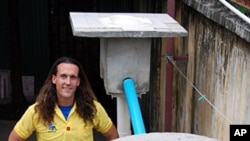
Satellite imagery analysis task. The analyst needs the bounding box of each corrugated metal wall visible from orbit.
[19,0,50,93]
[0,0,10,69]
[0,0,50,93]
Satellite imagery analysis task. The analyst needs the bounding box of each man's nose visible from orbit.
[65,77,71,84]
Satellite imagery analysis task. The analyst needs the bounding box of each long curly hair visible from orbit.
[35,57,97,125]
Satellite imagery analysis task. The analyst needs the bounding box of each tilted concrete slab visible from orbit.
[69,12,187,38]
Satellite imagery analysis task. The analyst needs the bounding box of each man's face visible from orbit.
[52,63,80,100]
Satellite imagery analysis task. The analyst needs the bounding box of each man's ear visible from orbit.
[77,79,80,86]
[52,75,56,84]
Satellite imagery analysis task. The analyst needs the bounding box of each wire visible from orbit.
[166,55,232,124]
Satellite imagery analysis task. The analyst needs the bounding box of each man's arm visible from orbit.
[8,129,25,141]
[102,124,119,141]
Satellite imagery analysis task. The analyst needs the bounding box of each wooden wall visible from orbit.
[173,1,250,141]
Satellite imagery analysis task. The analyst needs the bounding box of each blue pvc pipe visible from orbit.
[123,78,146,134]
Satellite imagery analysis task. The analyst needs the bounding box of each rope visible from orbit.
[165,55,232,124]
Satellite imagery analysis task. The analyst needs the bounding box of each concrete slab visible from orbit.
[113,132,218,141]
[69,12,188,38]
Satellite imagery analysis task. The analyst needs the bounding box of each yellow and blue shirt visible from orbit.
[14,101,113,141]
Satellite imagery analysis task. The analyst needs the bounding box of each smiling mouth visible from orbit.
[63,87,72,92]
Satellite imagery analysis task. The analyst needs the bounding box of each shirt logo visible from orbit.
[48,121,57,132]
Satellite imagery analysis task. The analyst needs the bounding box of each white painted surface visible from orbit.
[113,132,218,141]
[116,96,131,137]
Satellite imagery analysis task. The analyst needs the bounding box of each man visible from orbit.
[8,57,119,141]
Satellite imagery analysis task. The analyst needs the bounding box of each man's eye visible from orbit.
[71,76,78,80]
[60,75,67,79]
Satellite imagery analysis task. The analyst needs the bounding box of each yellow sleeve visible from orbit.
[14,104,36,139]
[93,101,113,133]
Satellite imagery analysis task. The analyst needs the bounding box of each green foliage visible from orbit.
[228,0,250,14]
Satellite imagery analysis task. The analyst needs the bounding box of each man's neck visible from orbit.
[57,97,74,106]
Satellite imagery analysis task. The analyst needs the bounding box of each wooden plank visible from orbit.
[183,13,196,133]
